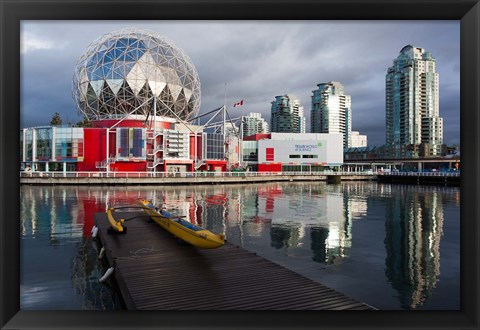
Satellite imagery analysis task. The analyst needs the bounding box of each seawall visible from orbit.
[20,173,377,185]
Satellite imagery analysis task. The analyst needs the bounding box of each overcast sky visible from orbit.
[21,21,460,146]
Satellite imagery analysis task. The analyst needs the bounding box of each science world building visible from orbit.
[21,28,229,174]
[20,28,343,175]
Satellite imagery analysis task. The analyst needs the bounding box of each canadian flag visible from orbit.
[233,100,244,107]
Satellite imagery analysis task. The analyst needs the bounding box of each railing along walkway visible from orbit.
[20,170,377,178]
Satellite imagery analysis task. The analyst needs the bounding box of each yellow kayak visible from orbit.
[106,208,126,233]
[140,199,225,249]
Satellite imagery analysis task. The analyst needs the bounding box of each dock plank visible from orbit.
[95,211,375,310]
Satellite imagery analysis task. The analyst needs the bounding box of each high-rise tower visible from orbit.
[242,112,269,137]
[311,81,352,148]
[270,94,306,133]
[386,45,443,156]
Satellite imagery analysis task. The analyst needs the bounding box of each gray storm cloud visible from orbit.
[21,20,460,146]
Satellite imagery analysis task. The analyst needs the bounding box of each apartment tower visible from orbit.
[242,112,270,137]
[270,94,306,133]
[311,81,352,148]
[386,45,443,156]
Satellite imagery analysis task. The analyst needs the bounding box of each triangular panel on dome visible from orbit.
[90,66,104,81]
[164,47,174,59]
[137,39,147,51]
[174,90,187,114]
[129,39,139,50]
[136,48,146,61]
[125,51,137,62]
[107,39,116,48]
[152,46,165,57]
[183,88,192,102]
[138,83,154,116]
[106,79,124,95]
[86,84,97,101]
[137,53,155,80]
[102,61,113,78]
[90,80,104,97]
[161,67,180,85]
[143,38,156,49]
[116,38,129,48]
[168,84,182,101]
[79,67,89,84]
[116,81,136,114]
[148,81,166,97]
[104,49,116,63]
[127,80,145,96]
[127,61,147,81]
[157,85,175,117]
[87,98,99,115]
[79,82,89,100]
[78,81,89,101]
[100,80,115,99]
[183,73,194,86]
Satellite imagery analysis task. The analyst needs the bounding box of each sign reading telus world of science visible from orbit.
[257,133,343,165]
[294,142,323,152]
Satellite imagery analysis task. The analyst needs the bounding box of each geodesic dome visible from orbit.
[72,28,201,121]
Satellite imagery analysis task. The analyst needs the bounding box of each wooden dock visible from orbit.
[94,211,375,310]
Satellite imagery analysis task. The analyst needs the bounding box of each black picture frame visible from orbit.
[1,0,478,329]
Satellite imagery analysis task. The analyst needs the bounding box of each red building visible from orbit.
[20,116,229,173]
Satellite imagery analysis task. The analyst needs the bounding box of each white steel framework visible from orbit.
[72,28,201,122]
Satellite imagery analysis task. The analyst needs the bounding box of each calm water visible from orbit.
[20,182,460,310]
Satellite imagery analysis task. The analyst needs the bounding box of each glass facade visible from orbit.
[242,113,269,137]
[55,128,84,162]
[116,128,146,160]
[24,129,33,161]
[204,133,224,160]
[36,128,52,161]
[311,81,352,148]
[270,94,306,133]
[385,45,443,156]
[242,141,258,162]
[73,28,201,122]
[20,127,84,165]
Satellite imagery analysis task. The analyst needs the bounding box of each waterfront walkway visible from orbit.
[378,171,460,186]
[94,211,375,310]
[20,171,376,185]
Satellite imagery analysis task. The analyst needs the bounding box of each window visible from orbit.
[55,128,84,162]
[116,128,146,160]
[205,133,224,160]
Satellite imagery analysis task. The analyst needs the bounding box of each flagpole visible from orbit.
[240,104,243,169]
[224,83,227,164]
[224,82,226,138]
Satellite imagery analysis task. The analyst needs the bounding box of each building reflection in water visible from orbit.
[239,183,366,265]
[20,183,456,310]
[21,186,124,309]
[384,185,443,309]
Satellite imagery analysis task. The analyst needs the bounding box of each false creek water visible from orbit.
[20,182,460,310]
